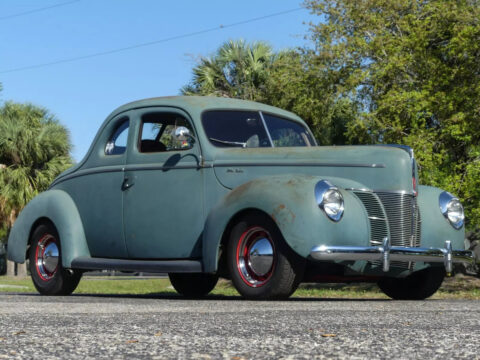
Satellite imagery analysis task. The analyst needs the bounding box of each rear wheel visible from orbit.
[168,273,218,298]
[377,267,445,300]
[29,223,82,295]
[227,212,304,300]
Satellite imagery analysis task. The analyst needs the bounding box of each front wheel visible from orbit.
[29,223,82,295]
[227,213,304,300]
[377,267,445,300]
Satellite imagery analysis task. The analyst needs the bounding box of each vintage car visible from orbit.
[7,96,479,299]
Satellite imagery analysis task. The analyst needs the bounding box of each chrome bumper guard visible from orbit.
[310,238,478,274]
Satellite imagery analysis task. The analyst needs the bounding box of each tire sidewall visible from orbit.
[29,224,67,295]
[168,273,219,298]
[378,267,445,300]
[227,213,303,299]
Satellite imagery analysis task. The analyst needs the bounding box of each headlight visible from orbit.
[439,191,464,229]
[315,180,344,222]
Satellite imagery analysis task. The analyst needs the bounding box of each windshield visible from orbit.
[202,110,315,148]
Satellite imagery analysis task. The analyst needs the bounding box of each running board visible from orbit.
[70,257,203,273]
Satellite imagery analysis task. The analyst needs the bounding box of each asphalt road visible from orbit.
[0,294,479,359]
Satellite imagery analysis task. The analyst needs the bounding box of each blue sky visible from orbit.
[0,0,315,161]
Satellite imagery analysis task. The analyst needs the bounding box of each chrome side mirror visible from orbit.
[174,126,191,140]
[173,126,195,146]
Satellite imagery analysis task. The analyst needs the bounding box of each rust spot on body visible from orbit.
[271,204,295,227]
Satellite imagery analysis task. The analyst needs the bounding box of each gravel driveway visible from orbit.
[0,293,479,359]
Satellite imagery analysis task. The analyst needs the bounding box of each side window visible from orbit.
[139,112,194,153]
[105,118,129,155]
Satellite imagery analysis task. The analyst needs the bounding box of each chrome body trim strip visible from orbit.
[50,162,209,187]
[310,238,477,274]
[346,188,415,195]
[213,162,386,168]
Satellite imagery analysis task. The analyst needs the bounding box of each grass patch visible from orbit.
[0,274,479,299]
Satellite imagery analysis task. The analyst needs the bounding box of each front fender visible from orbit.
[7,190,90,267]
[417,185,465,249]
[203,175,370,272]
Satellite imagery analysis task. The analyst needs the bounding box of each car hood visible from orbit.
[212,145,415,192]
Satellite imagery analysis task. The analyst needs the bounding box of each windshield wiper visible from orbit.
[209,138,246,147]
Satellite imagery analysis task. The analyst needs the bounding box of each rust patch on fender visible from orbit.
[271,204,295,227]
[224,181,256,206]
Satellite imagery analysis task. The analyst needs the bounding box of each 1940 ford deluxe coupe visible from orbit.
[7,96,479,299]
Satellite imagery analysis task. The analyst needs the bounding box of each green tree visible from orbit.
[182,39,277,100]
[183,39,359,145]
[305,0,480,229]
[0,102,73,276]
[261,49,359,145]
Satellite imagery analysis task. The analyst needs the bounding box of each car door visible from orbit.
[123,108,204,259]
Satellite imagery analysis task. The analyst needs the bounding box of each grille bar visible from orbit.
[353,190,421,270]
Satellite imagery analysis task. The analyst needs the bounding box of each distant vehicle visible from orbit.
[7,96,479,299]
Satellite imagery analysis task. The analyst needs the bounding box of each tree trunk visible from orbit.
[6,210,24,277]
[16,262,27,277]
[6,260,15,276]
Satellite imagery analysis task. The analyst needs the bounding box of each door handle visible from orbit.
[121,178,134,191]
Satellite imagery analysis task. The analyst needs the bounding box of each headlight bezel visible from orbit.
[439,191,464,230]
[315,180,344,222]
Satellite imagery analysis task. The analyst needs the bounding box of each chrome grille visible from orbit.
[353,191,388,246]
[353,191,422,269]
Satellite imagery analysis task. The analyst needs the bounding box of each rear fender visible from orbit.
[7,190,90,267]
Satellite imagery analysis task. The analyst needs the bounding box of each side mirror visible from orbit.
[174,126,191,140]
[173,126,196,147]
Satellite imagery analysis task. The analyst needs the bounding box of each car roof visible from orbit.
[106,96,305,125]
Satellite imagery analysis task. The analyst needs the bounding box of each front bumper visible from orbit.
[310,238,478,275]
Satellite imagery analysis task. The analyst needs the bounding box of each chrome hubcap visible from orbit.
[248,238,274,276]
[236,227,275,287]
[36,235,59,281]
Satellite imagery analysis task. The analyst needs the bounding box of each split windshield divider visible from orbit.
[259,111,275,148]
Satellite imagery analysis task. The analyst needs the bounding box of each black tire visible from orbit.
[29,223,82,296]
[227,212,305,300]
[377,267,445,300]
[168,273,218,298]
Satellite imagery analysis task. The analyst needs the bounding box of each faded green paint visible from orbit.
[203,175,370,272]
[7,190,90,267]
[417,185,465,249]
[123,107,204,259]
[6,96,467,276]
[212,146,411,191]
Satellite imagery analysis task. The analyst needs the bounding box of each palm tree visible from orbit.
[0,102,73,276]
[182,39,279,101]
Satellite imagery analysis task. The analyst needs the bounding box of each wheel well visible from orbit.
[216,208,275,278]
[25,217,56,260]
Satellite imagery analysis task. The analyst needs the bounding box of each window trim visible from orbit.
[200,109,316,148]
[104,117,129,156]
[137,111,196,154]
[261,111,317,147]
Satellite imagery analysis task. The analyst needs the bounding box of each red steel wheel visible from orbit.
[29,223,82,296]
[34,234,59,281]
[227,212,304,300]
[236,227,275,288]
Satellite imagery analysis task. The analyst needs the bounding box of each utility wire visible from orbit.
[0,0,81,21]
[0,7,303,74]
